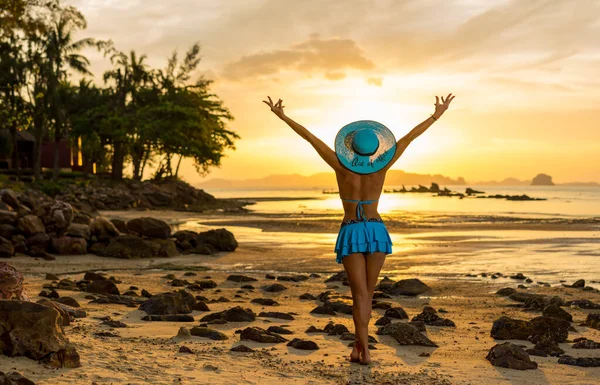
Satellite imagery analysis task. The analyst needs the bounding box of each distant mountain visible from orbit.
[198,170,466,189]
[198,171,598,190]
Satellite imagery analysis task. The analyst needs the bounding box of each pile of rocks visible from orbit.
[0,188,237,259]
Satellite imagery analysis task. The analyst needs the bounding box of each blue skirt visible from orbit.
[334,219,393,264]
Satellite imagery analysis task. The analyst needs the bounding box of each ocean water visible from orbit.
[206,185,600,219]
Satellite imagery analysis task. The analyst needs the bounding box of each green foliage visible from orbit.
[0,1,238,182]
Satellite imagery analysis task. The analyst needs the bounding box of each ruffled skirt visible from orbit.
[334,219,393,264]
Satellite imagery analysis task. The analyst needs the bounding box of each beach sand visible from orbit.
[1,209,599,385]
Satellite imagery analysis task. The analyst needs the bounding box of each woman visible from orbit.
[262,93,455,365]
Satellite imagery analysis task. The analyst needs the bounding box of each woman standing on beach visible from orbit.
[263,94,455,365]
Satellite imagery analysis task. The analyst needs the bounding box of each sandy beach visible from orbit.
[2,209,600,385]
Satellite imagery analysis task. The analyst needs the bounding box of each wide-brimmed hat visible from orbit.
[334,120,396,174]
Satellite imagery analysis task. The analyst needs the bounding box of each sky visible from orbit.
[65,0,600,185]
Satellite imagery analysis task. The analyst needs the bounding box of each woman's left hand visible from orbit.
[262,96,286,119]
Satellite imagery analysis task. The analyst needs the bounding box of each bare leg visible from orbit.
[342,252,370,363]
[361,251,387,363]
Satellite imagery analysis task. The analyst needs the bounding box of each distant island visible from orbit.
[198,171,599,189]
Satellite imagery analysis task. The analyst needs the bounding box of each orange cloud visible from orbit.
[221,35,375,81]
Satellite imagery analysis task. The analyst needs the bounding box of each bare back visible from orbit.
[335,167,387,221]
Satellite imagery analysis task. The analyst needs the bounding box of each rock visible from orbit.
[142,315,195,322]
[90,216,120,241]
[0,300,80,368]
[0,370,36,385]
[572,339,600,349]
[227,274,258,282]
[384,307,409,319]
[54,297,82,309]
[563,279,585,288]
[192,302,208,313]
[230,344,254,352]
[51,236,87,255]
[25,232,50,254]
[531,173,554,186]
[17,215,45,235]
[86,279,120,296]
[267,326,293,335]
[178,345,193,353]
[258,311,295,320]
[310,305,336,315]
[496,288,517,296]
[0,189,21,210]
[45,273,60,280]
[287,338,319,350]
[34,201,73,233]
[126,217,171,239]
[139,291,196,315]
[65,223,91,240]
[486,342,538,370]
[581,313,600,330]
[0,210,17,225]
[558,355,600,367]
[251,298,279,306]
[0,237,14,258]
[565,299,600,309]
[528,316,570,343]
[386,278,431,296]
[262,283,287,292]
[0,262,29,300]
[199,306,256,323]
[324,322,350,336]
[411,306,456,327]
[36,298,71,326]
[195,228,238,252]
[490,317,532,340]
[527,339,564,357]
[103,235,160,259]
[190,326,229,340]
[84,271,107,281]
[109,218,128,233]
[173,230,198,243]
[542,304,572,322]
[240,326,288,343]
[376,322,438,347]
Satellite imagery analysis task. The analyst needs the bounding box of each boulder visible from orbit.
[17,215,45,235]
[240,326,288,343]
[0,210,17,226]
[86,279,120,296]
[491,317,532,340]
[528,316,570,343]
[139,291,196,315]
[90,216,120,241]
[0,237,14,258]
[51,236,87,255]
[376,322,438,347]
[0,300,80,368]
[199,306,256,323]
[34,201,73,233]
[25,232,50,254]
[385,278,431,296]
[486,342,538,370]
[103,235,160,259]
[195,228,238,252]
[65,223,91,240]
[190,326,229,340]
[126,217,171,239]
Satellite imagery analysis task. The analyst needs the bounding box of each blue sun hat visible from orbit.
[334,120,397,174]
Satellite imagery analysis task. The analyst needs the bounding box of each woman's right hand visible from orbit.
[433,93,455,118]
[262,96,286,119]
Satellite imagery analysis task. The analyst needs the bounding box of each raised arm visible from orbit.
[383,93,455,171]
[262,96,344,172]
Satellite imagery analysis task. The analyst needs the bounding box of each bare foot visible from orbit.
[349,339,362,362]
[360,344,372,365]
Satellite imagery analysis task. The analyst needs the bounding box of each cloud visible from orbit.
[221,35,375,81]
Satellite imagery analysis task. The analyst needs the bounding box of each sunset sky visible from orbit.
[66,0,600,185]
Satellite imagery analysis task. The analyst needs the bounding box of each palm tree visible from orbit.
[45,5,96,179]
[103,49,153,180]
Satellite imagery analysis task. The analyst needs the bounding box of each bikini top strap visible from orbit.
[340,198,379,220]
